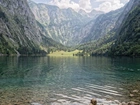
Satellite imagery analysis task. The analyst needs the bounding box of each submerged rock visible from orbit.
[129,94,134,97]
[117,101,139,105]
[121,102,128,105]
[128,102,139,105]
[31,103,42,105]
[90,99,97,105]
[89,99,139,105]
[132,90,139,93]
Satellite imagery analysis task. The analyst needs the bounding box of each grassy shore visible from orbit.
[48,50,82,56]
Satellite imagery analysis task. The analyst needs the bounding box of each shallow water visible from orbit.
[0,56,140,105]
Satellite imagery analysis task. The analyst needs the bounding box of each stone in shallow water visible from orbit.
[31,103,42,105]
[121,102,128,105]
[129,94,134,97]
[132,90,139,93]
[90,99,97,105]
[57,99,67,102]
[128,102,139,105]
[51,102,84,105]
[114,100,121,104]
[51,102,61,105]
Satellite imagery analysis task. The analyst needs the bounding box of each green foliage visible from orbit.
[77,3,140,57]
[110,4,140,56]
[110,42,140,56]
[76,33,115,56]
[0,34,16,55]
[18,46,47,56]
[0,3,66,56]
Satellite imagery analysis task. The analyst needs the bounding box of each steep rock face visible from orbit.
[73,20,95,44]
[114,0,140,30]
[82,0,139,44]
[0,0,42,54]
[78,9,103,20]
[89,9,104,19]
[74,10,103,43]
[81,8,124,43]
[110,0,140,56]
[0,0,62,55]
[28,0,103,46]
[78,0,140,56]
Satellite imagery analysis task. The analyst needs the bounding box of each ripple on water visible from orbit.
[50,83,123,105]
[0,57,140,104]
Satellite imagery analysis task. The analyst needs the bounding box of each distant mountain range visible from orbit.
[0,0,139,56]
[0,0,63,55]
[77,0,140,56]
[110,0,140,56]
[28,0,103,46]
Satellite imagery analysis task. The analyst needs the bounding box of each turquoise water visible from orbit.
[0,56,140,105]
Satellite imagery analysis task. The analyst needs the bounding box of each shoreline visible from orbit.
[89,99,139,105]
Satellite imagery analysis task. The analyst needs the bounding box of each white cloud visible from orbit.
[33,0,129,13]
[95,0,124,13]
[49,0,79,11]
[79,0,92,12]
[49,0,92,12]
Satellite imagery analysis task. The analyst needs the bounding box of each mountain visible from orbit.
[78,9,89,17]
[78,9,103,20]
[88,9,104,19]
[28,0,103,46]
[81,8,124,43]
[1,0,138,57]
[0,0,63,55]
[77,0,140,56]
[114,0,139,30]
[110,0,140,56]
[73,9,104,43]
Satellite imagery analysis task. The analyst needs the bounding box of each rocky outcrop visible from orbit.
[89,99,97,105]
[114,0,140,30]
[110,0,140,56]
[0,0,62,55]
[0,0,42,44]
[78,9,103,20]
[81,7,124,43]
[81,0,140,44]
[28,0,103,46]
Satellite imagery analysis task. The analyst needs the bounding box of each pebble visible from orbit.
[31,103,42,105]
[90,99,97,105]
[129,94,134,97]
[57,99,67,102]
[132,90,139,93]
[128,102,139,105]
[89,99,140,105]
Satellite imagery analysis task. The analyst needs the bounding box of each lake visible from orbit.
[0,56,140,105]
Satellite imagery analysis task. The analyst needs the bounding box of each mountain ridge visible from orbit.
[28,0,103,46]
[0,0,139,56]
[81,7,124,43]
[110,0,140,56]
[77,0,140,56]
[0,0,63,55]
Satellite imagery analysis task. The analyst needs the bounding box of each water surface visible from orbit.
[0,56,140,105]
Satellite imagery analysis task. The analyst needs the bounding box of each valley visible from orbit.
[0,0,140,57]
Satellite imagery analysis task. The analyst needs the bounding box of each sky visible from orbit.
[31,0,129,13]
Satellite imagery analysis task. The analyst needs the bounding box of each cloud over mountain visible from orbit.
[95,0,124,12]
[49,0,92,12]
[31,0,129,13]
